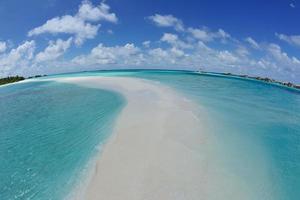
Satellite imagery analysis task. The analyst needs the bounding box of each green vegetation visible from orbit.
[234,74,300,89]
[0,74,48,86]
[27,75,47,79]
[198,71,300,90]
[0,76,25,86]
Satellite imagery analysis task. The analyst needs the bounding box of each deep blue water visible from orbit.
[0,81,125,199]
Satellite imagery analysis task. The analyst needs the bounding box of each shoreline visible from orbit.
[2,75,280,199]
[196,71,300,92]
[51,76,271,200]
[0,73,292,199]
[2,69,299,91]
[55,76,212,199]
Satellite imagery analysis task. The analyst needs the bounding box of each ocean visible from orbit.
[0,70,299,199]
[127,70,300,199]
[0,80,125,199]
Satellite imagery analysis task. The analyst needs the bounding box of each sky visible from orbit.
[0,0,300,83]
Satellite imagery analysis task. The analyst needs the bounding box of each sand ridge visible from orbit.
[55,76,210,200]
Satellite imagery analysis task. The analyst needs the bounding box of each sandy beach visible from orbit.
[53,76,211,200]
[13,76,277,200]
[39,75,274,200]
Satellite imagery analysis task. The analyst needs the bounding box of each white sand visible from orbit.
[50,76,263,200]
[55,76,213,200]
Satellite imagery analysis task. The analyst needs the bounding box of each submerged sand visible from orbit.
[47,76,266,200]
[55,76,210,200]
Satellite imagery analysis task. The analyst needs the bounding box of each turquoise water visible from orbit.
[125,70,300,199]
[1,70,300,199]
[0,81,125,199]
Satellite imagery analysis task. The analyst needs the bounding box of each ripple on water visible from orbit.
[0,80,125,200]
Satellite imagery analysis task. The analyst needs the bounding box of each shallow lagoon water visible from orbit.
[0,81,125,199]
[127,70,300,200]
[0,70,300,199]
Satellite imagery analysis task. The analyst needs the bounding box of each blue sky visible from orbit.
[0,0,299,83]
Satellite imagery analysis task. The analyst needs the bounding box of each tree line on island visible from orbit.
[221,72,300,90]
[197,71,300,90]
[0,75,47,86]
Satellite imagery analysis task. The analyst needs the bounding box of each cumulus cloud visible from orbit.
[161,33,178,43]
[267,43,300,67]
[189,41,244,69]
[236,46,250,57]
[148,48,168,59]
[148,47,185,61]
[72,43,142,66]
[0,41,35,64]
[275,33,300,47]
[148,14,184,31]
[245,37,260,49]
[28,1,117,45]
[160,33,191,49]
[77,1,117,23]
[218,50,239,64]
[188,27,231,42]
[0,41,7,53]
[69,28,300,83]
[142,40,151,48]
[28,15,99,45]
[248,43,300,80]
[2,10,300,83]
[0,41,35,76]
[145,46,188,67]
[35,38,73,63]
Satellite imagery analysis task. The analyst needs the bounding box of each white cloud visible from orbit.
[149,47,185,58]
[72,43,142,66]
[267,43,300,67]
[1,41,35,64]
[148,14,184,31]
[142,40,151,48]
[78,1,117,23]
[162,40,246,70]
[245,43,300,80]
[170,47,185,57]
[0,41,35,76]
[188,28,211,41]
[148,48,169,58]
[28,15,99,46]
[218,50,239,63]
[147,47,186,65]
[160,33,191,49]
[161,33,178,43]
[148,14,231,43]
[290,3,296,8]
[1,9,300,83]
[28,1,117,45]
[68,31,300,83]
[35,38,73,63]
[245,37,260,49]
[188,27,231,42]
[275,33,300,47]
[218,29,231,39]
[236,46,250,57]
[0,41,7,53]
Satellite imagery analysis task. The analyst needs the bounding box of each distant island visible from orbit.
[0,75,47,86]
[0,76,25,86]
[27,75,47,79]
[198,71,300,90]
